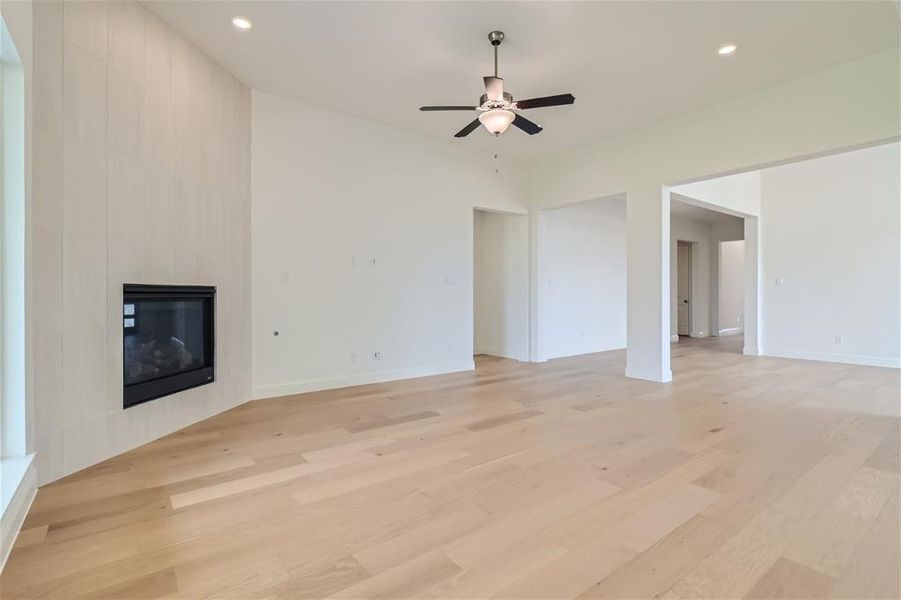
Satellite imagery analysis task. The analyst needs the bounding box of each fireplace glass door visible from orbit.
[123,285,215,407]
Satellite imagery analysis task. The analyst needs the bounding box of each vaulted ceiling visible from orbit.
[148,1,900,162]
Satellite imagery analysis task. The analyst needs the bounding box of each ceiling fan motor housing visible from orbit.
[480,92,514,109]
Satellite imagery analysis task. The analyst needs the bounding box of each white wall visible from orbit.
[711,219,746,336]
[251,91,526,399]
[31,1,252,484]
[474,210,528,361]
[761,142,900,367]
[718,240,745,334]
[525,49,899,382]
[538,198,627,360]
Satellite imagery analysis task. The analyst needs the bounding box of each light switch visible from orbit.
[774,276,784,286]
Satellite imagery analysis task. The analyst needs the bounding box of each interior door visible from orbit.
[677,242,691,336]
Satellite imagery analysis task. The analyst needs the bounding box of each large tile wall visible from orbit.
[32,0,251,484]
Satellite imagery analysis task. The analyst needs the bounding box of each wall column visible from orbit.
[743,216,761,355]
[710,241,721,336]
[625,183,672,382]
[528,210,545,362]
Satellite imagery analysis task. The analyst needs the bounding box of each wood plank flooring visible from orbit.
[3,336,899,599]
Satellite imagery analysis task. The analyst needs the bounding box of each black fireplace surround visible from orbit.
[123,284,215,408]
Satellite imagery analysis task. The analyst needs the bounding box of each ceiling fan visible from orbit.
[420,31,575,138]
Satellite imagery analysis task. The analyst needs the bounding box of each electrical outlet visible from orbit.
[774,276,784,286]
[834,335,844,346]
[351,352,357,363]
[372,351,382,360]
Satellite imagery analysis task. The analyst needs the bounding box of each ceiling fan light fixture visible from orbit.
[479,109,515,135]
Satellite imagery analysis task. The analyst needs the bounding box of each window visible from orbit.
[1,14,27,465]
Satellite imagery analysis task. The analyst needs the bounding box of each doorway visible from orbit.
[669,192,750,356]
[473,209,528,361]
[676,241,692,336]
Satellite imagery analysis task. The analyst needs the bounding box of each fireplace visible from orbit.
[123,284,215,408]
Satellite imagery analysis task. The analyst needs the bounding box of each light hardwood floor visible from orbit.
[3,337,899,599]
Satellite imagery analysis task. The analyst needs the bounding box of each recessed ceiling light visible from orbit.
[718,43,737,56]
[232,16,252,31]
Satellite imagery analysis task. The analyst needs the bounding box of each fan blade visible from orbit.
[515,93,575,110]
[454,118,482,138]
[420,106,477,111]
[483,76,504,102]
[512,113,542,135]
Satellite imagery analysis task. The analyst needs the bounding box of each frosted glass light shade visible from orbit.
[479,109,515,135]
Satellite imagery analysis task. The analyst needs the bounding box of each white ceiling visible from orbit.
[671,196,744,225]
[147,1,899,162]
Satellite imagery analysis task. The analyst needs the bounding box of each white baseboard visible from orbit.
[624,365,673,383]
[670,334,679,343]
[719,327,744,336]
[543,345,627,361]
[1,455,36,573]
[743,346,760,356]
[762,348,900,369]
[475,347,527,362]
[252,360,476,400]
